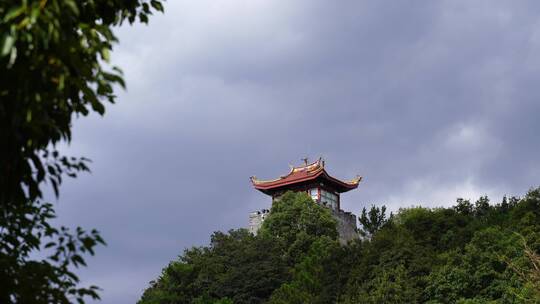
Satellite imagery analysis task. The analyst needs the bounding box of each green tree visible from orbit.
[342,191,540,304]
[138,262,199,304]
[139,192,341,304]
[454,198,474,216]
[139,229,288,304]
[358,204,388,238]
[0,0,163,302]
[343,264,419,304]
[425,228,526,303]
[259,191,338,264]
[504,235,540,302]
[474,196,491,218]
[140,188,540,304]
[0,200,105,303]
[268,237,342,304]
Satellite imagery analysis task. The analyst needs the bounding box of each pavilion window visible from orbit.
[309,188,319,201]
[320,189,338,210]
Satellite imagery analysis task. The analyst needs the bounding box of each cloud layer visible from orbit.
[51,1,540,303]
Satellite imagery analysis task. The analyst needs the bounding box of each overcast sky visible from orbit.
[50,1,540,303]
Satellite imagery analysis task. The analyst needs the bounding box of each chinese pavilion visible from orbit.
[249,158,362,243]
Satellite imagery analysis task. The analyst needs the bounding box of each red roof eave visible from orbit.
[252,169,359,192]
[320,171,360,190]
[253,169,324,190]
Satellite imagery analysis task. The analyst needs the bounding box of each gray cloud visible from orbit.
[47,1,540,303]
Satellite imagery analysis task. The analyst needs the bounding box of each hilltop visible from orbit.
[138,189,540,304]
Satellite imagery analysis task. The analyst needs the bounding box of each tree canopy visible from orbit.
[0,1,163,303]
[139,189,540,304]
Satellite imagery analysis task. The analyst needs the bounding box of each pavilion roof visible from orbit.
[250,158,361,195]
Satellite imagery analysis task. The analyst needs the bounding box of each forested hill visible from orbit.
[138,189,540,304]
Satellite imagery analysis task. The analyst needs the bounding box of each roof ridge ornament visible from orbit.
[349,175,363,184]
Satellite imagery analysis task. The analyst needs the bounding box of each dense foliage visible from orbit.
[139,189,540,304]
[0,1,163,302]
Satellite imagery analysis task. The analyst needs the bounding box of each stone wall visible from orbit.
[248,209,269,235]
[248,207,358,243]
[331,209,358,244]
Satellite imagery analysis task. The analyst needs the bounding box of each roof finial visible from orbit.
[301,157,309,166]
